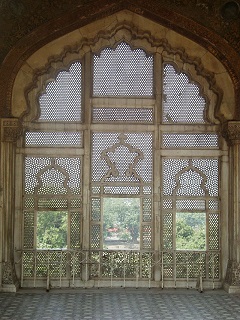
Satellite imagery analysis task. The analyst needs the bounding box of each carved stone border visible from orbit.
[0,0,239,119]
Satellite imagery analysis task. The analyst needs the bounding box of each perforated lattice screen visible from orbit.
[162,133,218,148]
[92,108,153,123]
[24,157,81,195]
[162,158,219,196]
[92,132,152,183]
[162,64,206,123]
[39,62,82,121]
[25,132,82,146]
[93,42,153,96]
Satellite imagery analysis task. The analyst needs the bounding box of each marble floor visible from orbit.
[0,288,240,319]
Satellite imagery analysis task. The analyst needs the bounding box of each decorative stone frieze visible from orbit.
[1,118,22,142]
[222,121,240,145]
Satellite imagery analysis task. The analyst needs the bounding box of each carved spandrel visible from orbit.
[1,119,22,142]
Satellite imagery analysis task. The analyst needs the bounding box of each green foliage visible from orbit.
[37,211,68,249]
[103,198,140,244]
[176,212,206,250]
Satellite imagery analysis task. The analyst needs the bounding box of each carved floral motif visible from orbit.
[1,118,22,142]
[222,121,240,144]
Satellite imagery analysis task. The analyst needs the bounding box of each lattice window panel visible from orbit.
[142,225,152,249]
[102,251,125,278]
[209,213,220,250]
[23,252,35,277]
[142,198,152,222]
[91,198,101,221]
[35,251,48,277]
[162,158,219,196]
[163,252,174,278]
[92,132,152,183]
[70,212,82,249]
[162,64,206,123]
[25,157,51,194]
[162,199,173,209]
[176,199,205,211]
[125,252,140,278]
[162,159,188,196]
[93,42,153,96]
[176,252,189,278]
[24,157,81,195]
[187,253,206,278]
[91,225,101,249]
[70,251,83,278]
[34,251,67,278]
[39,62,82,121]
[209,199,219,210]
[48,251,67,278]
[92,186,101,194]
[25,131,82,146]
[23,212,34,248]
[38,198,68,209]
[70,199,82,209]
[143,186,152,195]
[162,213,173,250]
[92,108,153,123]
[103,185,140,195]
[89,251,100,278]
[24,198,35,209]
[162,133,219,148]
[192,159,219,196]
[208,253,220,279]
[141,252,154,279]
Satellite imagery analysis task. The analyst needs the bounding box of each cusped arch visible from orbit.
[20,20,226,123]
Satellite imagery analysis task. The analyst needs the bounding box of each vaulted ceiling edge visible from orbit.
[0,0,240,118]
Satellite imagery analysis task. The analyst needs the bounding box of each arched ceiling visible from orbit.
[0,0,240,118]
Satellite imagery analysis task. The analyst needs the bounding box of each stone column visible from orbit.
[223,121,240,293]
[0,118,21,292]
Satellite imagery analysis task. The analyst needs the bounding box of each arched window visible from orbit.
[21,41,221,288]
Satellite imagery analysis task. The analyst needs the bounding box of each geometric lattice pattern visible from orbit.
[162,213,173,250]
[93,42,153,97]
[91,225,101,249]
[70,212,82,249]
[91,198,101,221]
[92,132,152,183]
[24,157,81,195]
[176,199,205,211]
[162,133,219,148]
[25,131,82,146]
[162,158,219,197]
[142,225,152,249]
[163,64,206,123]
[142,198,152,222]
[208,213,219,250]
[23,212,34,248]
[39,62,82,122]
[92,108,153,123]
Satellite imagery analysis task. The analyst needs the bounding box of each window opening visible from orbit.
[176,212,206,250]
[37,211,68,249]
[21,40,221,287]
[103,198,140,250]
